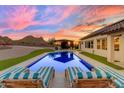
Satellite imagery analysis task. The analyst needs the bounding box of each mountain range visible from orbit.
[0,35,50,47]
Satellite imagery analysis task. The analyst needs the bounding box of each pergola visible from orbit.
[54,39,74,49]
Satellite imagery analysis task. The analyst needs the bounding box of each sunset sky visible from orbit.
[0,5,124,41]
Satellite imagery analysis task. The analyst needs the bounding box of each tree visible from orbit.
[48,38,55,45]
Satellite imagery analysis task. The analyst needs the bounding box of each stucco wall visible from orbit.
[80,35,107,57]
[81,32,124,63]
[119,32,124,62]
[109,32,124,63]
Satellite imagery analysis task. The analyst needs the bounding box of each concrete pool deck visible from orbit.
[0,50,124,88]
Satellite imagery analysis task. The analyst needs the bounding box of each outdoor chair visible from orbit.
[65,67,115,88]
[0,66,55,88]
[96,67,124,88]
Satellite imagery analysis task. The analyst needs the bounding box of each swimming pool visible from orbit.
[28,51,94,72]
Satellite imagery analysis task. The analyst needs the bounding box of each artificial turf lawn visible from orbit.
[0,49,54,71]
[80,51,124,70]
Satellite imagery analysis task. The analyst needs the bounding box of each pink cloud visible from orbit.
[0,28,6,33]
[40,6,79,25]
[70,25,101,32]
[1,5,124,41]
[83,6,124,24]
[0,27,10,34]
[1,6,79,31]
[52,25,102,40]
[3,6,38,30]
[54,29,81,40]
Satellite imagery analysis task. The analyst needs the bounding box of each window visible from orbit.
[97,38,107,50]
[102,38,107,50]
[90,41,94,48]
[97,39,100,49]
[114,36,120,51]
[88,41,90,48]
[85,40,94,48]
[85,41,89,48]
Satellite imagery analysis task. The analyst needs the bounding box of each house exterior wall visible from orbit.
[80,35,107,58]
[106,35,113,62]
[114,31,124,63]
[80,32,124,64]
[120,32,124,63]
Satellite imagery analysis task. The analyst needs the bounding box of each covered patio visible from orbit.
[54,39,74,49]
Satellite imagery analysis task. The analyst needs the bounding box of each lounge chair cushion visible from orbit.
[2,72,40,80]
[114,79,124,88]
[96,67,124,84]
[37,67,54,87]
[77,71,112,79]
[0,67,27,79]
[66,67,83,82]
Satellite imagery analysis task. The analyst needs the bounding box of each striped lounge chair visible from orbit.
[1,72,42,88]
[0,66,27,78]
[96,67,124,88]
[65,67,83,86]
[1,66,55,88]
[72,71,114,88]
[0,66,27,88]
[36,66,55,88]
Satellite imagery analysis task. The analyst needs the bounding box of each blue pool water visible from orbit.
[28,51,94,72]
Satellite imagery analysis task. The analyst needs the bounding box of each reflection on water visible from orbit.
[49,52,74,63]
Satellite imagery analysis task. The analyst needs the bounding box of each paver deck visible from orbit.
[51,72,70,88]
